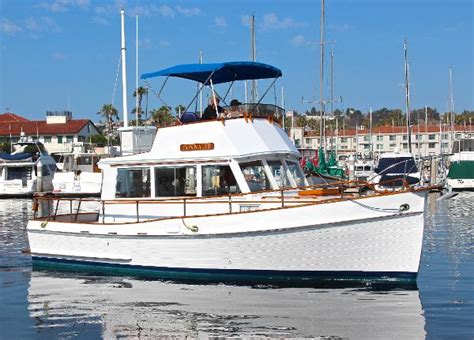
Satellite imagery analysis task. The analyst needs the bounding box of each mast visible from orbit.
[330,48,334,152]
[121,9,129,127]
[404,39,412,153]
[250,14,257,103]
[135,14,139,126]
[319,0,326,149]
[369,107,373,159]
[449,65,455,149]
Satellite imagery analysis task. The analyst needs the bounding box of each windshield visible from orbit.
[267,160,291,188]
[240,161,271,192]
[286,161,306,187]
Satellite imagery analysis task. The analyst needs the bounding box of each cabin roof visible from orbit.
[100,118,299,166]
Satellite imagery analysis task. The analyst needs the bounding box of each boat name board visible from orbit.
[180,143,215,152]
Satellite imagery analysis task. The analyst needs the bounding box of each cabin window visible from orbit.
[155,166,197,197]
[77,156,93,165]
[286,161,306,187]
[240,161,271,192]
[57,136,63,144]
[6,167,29,180]
[43,136,52,143]
[116,168,151,198]
[66,136,74,143]
[202,165,239,196]
[267,160,291,188]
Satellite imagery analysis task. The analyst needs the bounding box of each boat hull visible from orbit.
[27,192,426,283]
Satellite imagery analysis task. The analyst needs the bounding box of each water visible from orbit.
[0,194,473,339]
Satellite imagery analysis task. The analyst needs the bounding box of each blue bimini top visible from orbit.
[141,61,282,85]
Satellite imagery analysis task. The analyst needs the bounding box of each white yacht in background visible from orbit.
[447,138,474,190]
[0,134,57,197]
[27,61,432,284]
[52,144,114,196]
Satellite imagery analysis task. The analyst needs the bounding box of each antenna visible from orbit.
[250,14,257,103]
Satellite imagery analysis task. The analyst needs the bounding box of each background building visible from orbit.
[290,124,474,157]
[0,111,99,153]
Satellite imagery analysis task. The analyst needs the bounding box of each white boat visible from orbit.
[349,156,375,182]
[0,135,57,197]
[26,61,431,284]
[52,144,110,196]
[447,138,474,190]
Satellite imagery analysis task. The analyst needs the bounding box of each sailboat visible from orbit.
[302,0,346,183]
[372,40,421,188]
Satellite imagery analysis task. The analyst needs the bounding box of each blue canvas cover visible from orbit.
[375,157,418,174]
[0,152,33,161]
[141,61,282,85]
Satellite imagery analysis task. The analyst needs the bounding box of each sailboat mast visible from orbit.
[449,65,455,147]
[135,15,139,126]
[319,0,325,149]
[121,9,129,128]
[404,39,412,153]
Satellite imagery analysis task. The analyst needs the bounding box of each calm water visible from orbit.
[0,194,473,339]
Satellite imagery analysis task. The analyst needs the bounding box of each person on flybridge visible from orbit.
[201,95,225,120]
[226,99,243,118]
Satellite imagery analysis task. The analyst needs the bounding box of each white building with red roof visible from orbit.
[291,124,474,157]
[0,111,100,153]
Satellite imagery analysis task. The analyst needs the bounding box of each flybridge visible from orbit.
[140,61,284,118]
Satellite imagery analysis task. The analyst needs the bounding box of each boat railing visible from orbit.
[32,179,425,224]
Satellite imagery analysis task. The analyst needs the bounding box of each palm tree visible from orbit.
[133,86,148,120]
[150,106,175,127]
[97,104,119,145]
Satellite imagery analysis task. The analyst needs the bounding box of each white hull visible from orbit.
[447,178,474,190]
[28,191,426,281]
[0,176,53,197]
[52,172,102,195]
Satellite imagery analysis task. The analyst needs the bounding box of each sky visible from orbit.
[0,0,472,123]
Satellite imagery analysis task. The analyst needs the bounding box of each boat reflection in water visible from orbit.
[28,271,426,338]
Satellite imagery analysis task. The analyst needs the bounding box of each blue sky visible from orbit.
[0,0,472,122]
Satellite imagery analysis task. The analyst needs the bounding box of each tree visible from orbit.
[307,118,319,131]
[295,115,307,128]
[133,86,148,120]
[174,104,186,116]
[0,142,11,153]
[90,134,108,147]
[97,104,119,145]
[150,105,175,127]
